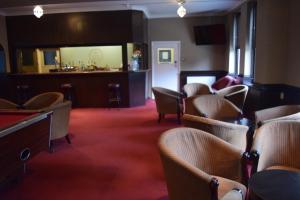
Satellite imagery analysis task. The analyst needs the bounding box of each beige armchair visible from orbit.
[185,95,242,120]
[43,101,72,143]
[216,85,248,110]
[254,105,300,127]
[159,127,246,200]
[0,98,19,109]
[183,83,212,97]
[23,92,64,110]
[183,114,248,151]
[250,120,300,174]
[152,87,183,123]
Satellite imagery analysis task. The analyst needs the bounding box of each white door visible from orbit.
[152,41,180,92]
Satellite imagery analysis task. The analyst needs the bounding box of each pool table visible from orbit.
[0,111,52,185]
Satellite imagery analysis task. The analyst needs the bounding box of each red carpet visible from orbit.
[0,100,180,200]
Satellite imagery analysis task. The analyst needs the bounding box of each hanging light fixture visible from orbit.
[177,0,186,18]
[33,5,44,18]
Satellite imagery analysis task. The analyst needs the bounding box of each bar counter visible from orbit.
[0,71,146,108]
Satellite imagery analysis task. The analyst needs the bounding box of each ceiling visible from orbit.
[0,0,245,18]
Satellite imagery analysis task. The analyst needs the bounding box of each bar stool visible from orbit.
[108,83,121,107]
[61,83,75,106]
[16,84,30,105]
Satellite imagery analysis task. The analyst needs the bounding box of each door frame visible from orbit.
[151,41,181,92]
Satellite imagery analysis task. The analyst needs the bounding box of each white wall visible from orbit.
[148,16,227,71]
[0,15,10,72]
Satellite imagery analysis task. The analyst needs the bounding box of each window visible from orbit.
[43,50,57,65]
[244,2,257,78]
[229,13,241,75]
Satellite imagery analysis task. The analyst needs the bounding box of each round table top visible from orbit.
[249,169,300,200]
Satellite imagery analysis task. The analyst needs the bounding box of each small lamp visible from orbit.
[33,5,44,18]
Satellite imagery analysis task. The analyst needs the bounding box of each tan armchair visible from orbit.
[0,98,19,109]
[23,92,64,110]
[216,85,248,110]
[43,101,72,143]
[159,127,246,200]
[152,87,183,123]
[254,105,300,127]
[183,83,212,97]
[185,95,242,120]
[183,114,248,151]
[250,120,300,174]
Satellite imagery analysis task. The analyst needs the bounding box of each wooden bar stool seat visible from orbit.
[61,83,75,106]
[16,84,30,105]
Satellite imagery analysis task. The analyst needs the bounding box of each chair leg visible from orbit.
[158,113,162,123]
[49,141,54,153]
[65,134,71,144]
[177,112,181,124]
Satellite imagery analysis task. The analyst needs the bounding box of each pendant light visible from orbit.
[33,5,44,18]
[177,0,186,18]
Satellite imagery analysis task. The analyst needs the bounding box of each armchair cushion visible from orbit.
[183,114,248,151]
[183,83,211,97]
[214,176,246,199]
[255,105,300,127]
[185,95,242,120]
[211,75,242,91]
[221,189,244,200]
[216,85,248,110]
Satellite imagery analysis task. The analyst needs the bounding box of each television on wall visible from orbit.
[194,24,226,45]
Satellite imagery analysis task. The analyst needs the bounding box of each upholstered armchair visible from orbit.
[184,95,242,120]
[159,127,246,200]
[254,105,300,127]
[183,114,248,151]
[250,120,300,174]
[215,85,248,110]
[43,101,72,144]
[0,98,19,109]
[23,92,64,110]
[183,83,212,97]
[152,87,183,123]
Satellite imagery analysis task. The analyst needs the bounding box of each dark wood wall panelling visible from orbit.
[244,84,300,119]
[0,72,146,108]
[6,10,147,72]
[6,10,145,46]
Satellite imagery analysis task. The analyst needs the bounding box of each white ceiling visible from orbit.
[0,0,245,18]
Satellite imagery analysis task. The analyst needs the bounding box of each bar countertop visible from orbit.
[8,70,148,76]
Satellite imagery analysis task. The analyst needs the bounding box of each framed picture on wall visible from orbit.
[158,48,174,64]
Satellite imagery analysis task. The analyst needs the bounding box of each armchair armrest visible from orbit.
[221,189,243,200]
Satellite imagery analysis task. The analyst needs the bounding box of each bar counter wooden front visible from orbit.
[0,71,146,108]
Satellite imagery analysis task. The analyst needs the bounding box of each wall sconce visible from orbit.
[33,5,44,18]
[177,0,186,18]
